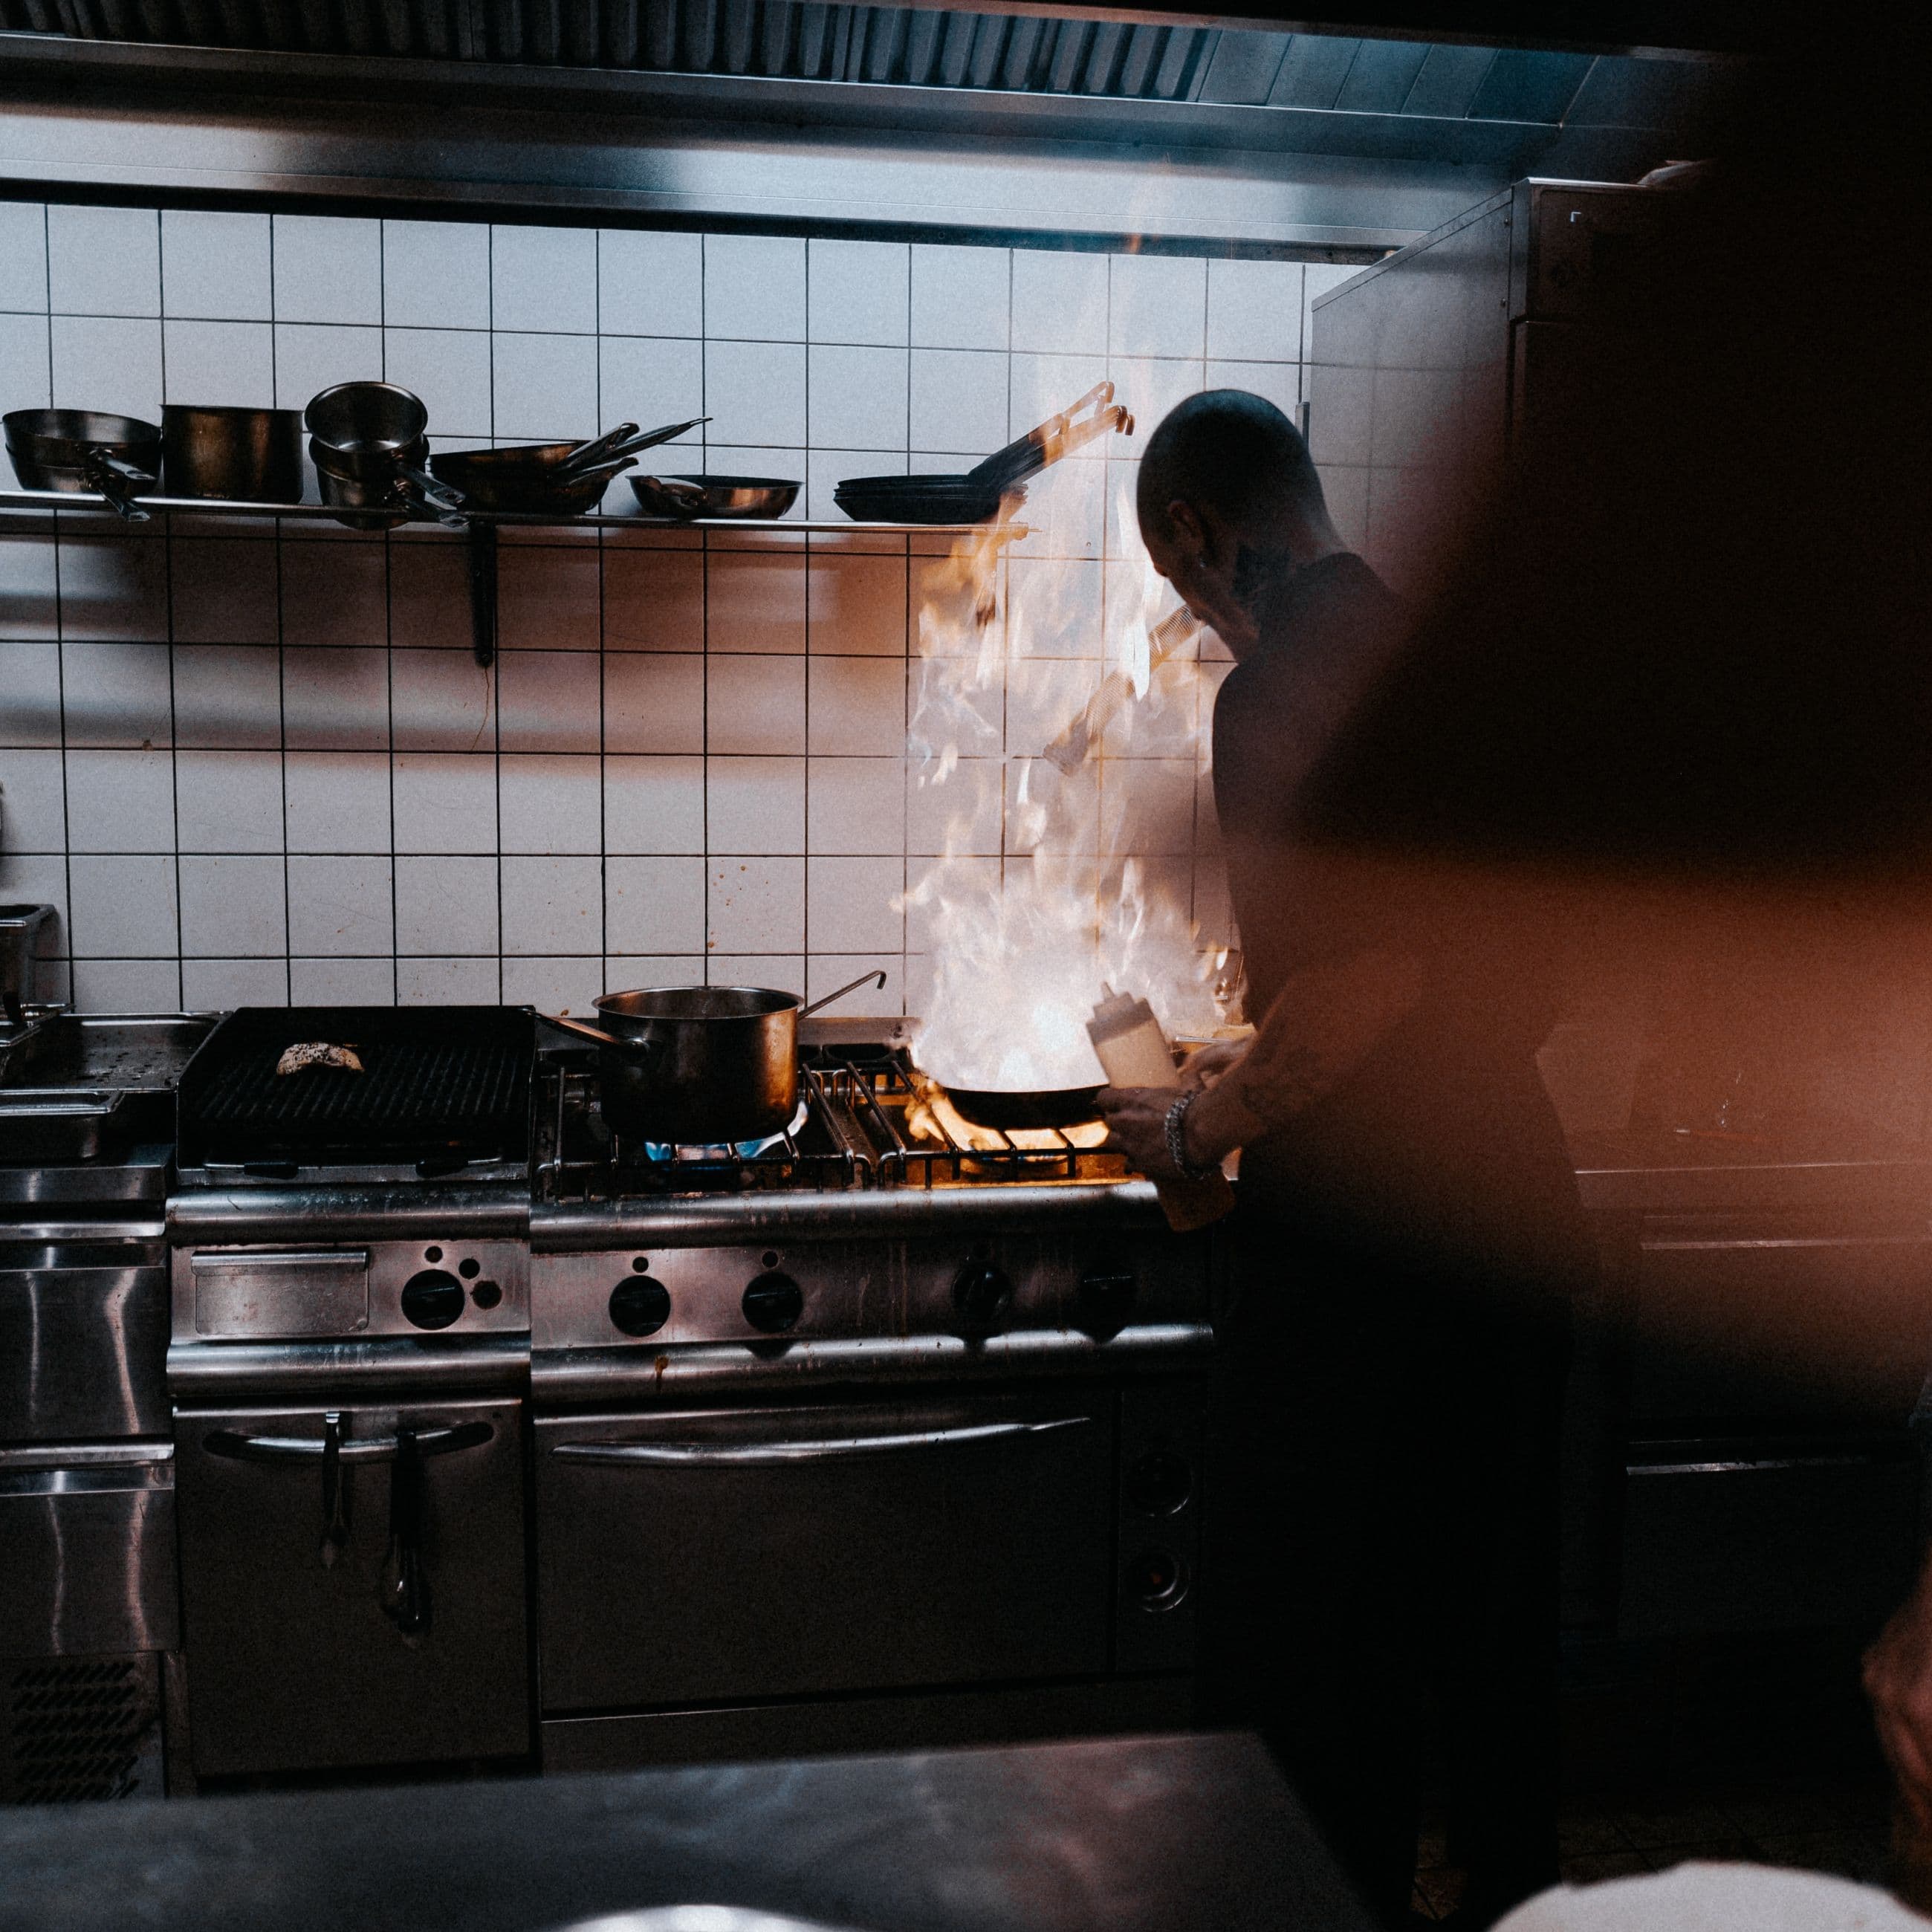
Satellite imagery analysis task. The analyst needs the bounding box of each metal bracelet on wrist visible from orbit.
[1164,1089,1219,1182]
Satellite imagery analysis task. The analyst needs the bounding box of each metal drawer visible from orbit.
[0,1447,178,1656]
[0,1228,169,1442]
[1618,1445,1919,1637]
[537,1393,1114,1711]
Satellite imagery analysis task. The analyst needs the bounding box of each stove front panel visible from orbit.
[173,1237,528,1343]
[532,1228,1207,1353]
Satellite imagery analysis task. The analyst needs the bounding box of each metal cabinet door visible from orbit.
[1633,1217,1932,1427]
[0,1228,168,1441]
[537,1395,1114,1712]
[174,1398,528,1775]
[1619,1448,1919,1637]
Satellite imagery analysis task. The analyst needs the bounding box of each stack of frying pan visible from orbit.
[432,417,707,513]
[834,380,1134,525]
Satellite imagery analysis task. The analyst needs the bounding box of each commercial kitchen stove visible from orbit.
[157,1008,1220,1782]
[528,1022,1217,1773]
[165,1008,536,1781]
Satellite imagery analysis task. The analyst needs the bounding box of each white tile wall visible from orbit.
[0,201,1336,1013]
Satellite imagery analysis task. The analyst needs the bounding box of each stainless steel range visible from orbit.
[158,1006,1217,1783]
[165,1006,535,1781]
[529,1022,1217,1773]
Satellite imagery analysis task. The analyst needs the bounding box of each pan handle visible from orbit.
[560,418,709,479]
[545,1014,626,1049]
[396,463,469,528]
[82,450,154,522]
[557,421,640,475]
[544,1014,666,1066]
[797,968,886,1020]
[964,382,1130,494]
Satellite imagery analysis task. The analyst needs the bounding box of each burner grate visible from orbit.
[820,1048,1129,1187]
[537,1044,1129,1199]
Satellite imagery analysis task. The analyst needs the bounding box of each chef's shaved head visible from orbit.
[1137,389,1326,544]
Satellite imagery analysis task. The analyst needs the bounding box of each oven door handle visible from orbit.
[552,1416,1089,1466]
[203,1421,493,1464]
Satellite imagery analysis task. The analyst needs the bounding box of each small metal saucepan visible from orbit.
[4,409,162,521]
[162,403,305,502]
[305,382,464,528]
[547,970,886,1146]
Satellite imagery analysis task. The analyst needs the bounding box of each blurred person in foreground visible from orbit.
[1100,392,1587,1932]
[1099,78,1932,1929]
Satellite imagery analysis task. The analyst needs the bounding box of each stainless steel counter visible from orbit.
[0,1731,1369,1932]
[1570,1132,1932,1216]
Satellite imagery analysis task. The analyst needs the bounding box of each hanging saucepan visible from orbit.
[545,970,886,1145]
[161,403,305,503]
[4,409,162,521]
[430,417,709,514]
[305,382,464,529]
[834,381,1133,525]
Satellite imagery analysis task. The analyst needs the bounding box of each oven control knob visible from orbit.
[952,1261,1013,1331]
[401,1268,465,1331]
[609,1276,671,1338]
[742,1270,803,1334]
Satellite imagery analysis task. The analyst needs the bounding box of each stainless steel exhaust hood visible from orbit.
[0,4,1746,250]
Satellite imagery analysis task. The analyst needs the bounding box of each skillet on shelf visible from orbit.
[834,381,1132,525]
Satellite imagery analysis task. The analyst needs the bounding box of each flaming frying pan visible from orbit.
[926,1077,1103,1132]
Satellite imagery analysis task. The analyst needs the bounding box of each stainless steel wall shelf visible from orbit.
[0,486,1005,534]
[0,489,1022,668]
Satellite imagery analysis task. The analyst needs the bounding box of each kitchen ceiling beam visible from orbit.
[0,81,1505,250]
[0,33,1725,239]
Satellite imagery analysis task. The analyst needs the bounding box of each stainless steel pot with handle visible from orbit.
[162,403,305,502]
[548,970,884,1145]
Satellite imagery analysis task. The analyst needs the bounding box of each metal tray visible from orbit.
[0,1012,215,1092]
[0,1089,129,1161]
[0,1013,215,1161]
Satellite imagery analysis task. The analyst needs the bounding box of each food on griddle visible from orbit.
[274,1042,365,1077]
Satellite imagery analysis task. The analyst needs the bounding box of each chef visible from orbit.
[1097,390,1588,1931]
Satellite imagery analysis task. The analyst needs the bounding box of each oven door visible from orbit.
[174,1396,528,1775]
[536,1393,1113,1712]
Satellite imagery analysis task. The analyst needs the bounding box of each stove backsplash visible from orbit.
[0,201,1361,1017]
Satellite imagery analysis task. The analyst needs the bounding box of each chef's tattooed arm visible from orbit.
[1095,950,1424,1181]
[1187,949,1424,1155]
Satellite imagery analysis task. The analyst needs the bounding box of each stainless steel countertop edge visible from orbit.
[531,1181,1170,1249]
[531,1323,1216,1401]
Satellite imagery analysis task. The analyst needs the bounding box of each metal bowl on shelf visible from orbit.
[629,473,800,520]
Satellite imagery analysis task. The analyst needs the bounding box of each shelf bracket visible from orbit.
[466,519,497,669]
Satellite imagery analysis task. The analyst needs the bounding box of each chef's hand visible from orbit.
[1866,1569,1932,1826]
[1094,1086,1189,1183]
[1179,1038,1248,1089]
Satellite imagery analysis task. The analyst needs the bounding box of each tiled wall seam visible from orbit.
[0,201,1352,1017]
